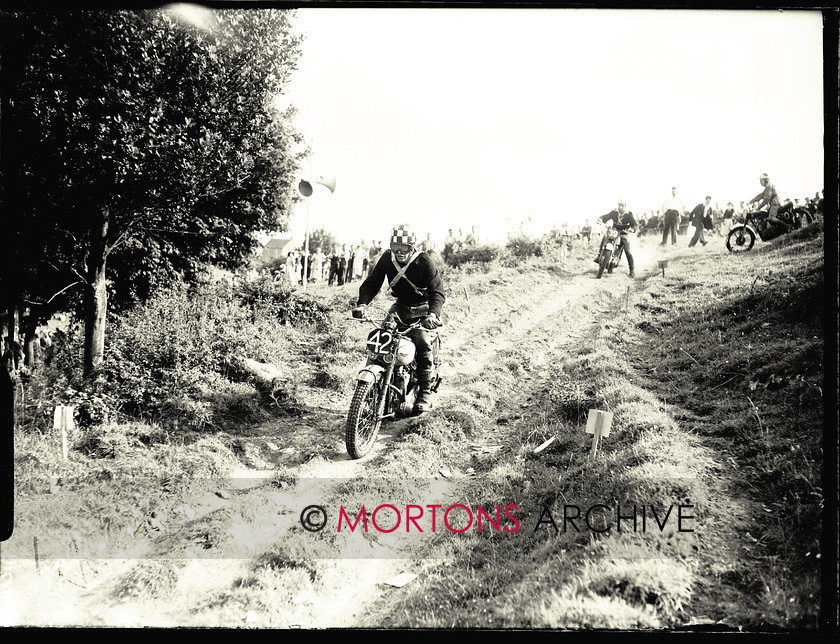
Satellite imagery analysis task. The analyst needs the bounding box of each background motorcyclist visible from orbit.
[595,198,637,278]
[748,173,788,234]
[352,223,445,414]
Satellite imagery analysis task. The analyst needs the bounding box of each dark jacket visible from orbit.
[357,250,445,318]
[599,209,636,232]
[690,203,709,226]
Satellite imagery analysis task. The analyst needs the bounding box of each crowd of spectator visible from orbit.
[267,184,823,288]
[633,188,824,241]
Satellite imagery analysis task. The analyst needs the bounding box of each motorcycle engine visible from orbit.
[395,338,416,365]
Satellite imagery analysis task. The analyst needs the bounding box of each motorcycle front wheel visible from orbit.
[345,379,382,459]
[597,249,612,278]
[726,226,755,253]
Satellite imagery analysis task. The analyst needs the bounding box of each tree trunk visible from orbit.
[225,356,300,407]
[83,207,110,379]
[22,316,37,369]
[3,305,19,371]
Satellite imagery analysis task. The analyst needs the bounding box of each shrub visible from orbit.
[505,232,543,260]
[239,274,331,328]
[445,244,500,268]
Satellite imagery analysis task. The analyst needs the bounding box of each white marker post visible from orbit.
[585,409,613,461]
[53,405,74,459]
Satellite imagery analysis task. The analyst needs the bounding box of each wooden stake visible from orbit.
[463,286,472,315]
[34,536,39,574]
[586,409,613,461]
[589,432,601,461]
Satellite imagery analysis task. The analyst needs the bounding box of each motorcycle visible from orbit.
[726,203,808,253]
[345,310,442,459]
[594,222,631,279]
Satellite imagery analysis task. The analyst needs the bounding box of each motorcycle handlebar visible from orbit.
[348,316,443,333]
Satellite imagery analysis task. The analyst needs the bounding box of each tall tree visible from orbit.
[306,227,338,256]
[1,8,307,376]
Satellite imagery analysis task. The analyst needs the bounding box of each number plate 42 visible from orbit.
[366,329,394,354]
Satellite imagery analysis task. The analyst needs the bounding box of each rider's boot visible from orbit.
[415,371,435,414]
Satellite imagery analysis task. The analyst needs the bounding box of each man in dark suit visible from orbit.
[688,196,712,247]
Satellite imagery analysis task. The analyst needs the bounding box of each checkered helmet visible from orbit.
[390,224,416,247]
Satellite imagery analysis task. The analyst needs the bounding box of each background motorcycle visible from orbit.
[595,222,630,279]
[726,204,807,253]
[345,310,441,459]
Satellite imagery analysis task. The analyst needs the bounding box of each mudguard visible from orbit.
[357,364,385,383]
[729,223,757,237]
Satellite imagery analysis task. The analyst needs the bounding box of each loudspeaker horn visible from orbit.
[298,179,313,197]
[316,176,336,193]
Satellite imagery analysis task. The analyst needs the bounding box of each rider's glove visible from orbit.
[421,312,441,330]
[351,304,367,319]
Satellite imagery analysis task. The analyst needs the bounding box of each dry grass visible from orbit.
[6,225,825,630]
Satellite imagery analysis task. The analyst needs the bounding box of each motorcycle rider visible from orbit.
[352,224,445,414]
[748,173,788,235]
[595,198,637,278]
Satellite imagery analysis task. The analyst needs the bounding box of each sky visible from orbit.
[276,8,825,247]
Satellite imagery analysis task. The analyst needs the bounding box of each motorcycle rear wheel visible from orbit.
[726,227,755,253]
[597,249,612,278]
[345,379,382,459]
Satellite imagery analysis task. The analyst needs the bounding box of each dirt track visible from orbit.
[1,235,704,627]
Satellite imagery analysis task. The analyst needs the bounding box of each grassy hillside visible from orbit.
[4,222,828,630]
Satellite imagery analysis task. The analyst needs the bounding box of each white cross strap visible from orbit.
[389,249,422,290]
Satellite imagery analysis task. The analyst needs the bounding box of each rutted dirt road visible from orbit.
[1,236,689,627]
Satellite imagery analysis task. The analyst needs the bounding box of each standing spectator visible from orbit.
[338,247,347,286]
[368,241,383,276]
[580,219,593,244]
[464,225,479,247]
[345,245,355,284]
[443,228,458,259]
[661,186,686,246]
[328,247,341,286]
[303,251,313,283]
[293,254,302,285]
[421,232,438,255]
[354,245,365,280]
[285,252,296,286]
[312,247,325,283]
[688,196,712,247]
[723,202,735,230]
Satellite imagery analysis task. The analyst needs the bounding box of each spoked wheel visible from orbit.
[597,249,612,278]
[345,380,382,459]
[726,226,755,253]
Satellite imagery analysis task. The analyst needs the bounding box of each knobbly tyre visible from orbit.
[726,203,808,253]
[595,222,630,279]
[345,309,442,459]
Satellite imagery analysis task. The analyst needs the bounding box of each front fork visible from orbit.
[375,360,397,421]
